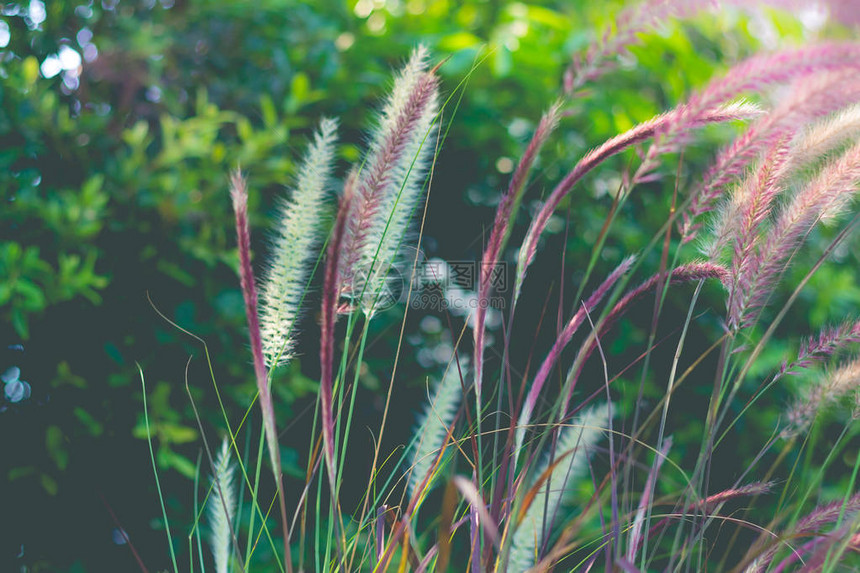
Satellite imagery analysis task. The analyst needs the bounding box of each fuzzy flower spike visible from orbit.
[207,437,237,573]
[339,46,440,316]
[259,118,339,368]
[508,404,610,572]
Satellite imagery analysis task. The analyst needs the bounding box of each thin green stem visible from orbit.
[138,365,179,573]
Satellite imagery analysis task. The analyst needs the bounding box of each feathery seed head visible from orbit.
[207,437,237,573]
[689,69,860,247]
[782,319,860,378]
[784,356,860,437]
[508,404,610,572]
[229,170,248,215]
[729,140,860,328]
[339,46,440,316]
[259,118,339,368]
[791,104,860,170]
[407,355,466,501]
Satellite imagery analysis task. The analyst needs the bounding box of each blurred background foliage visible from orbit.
[1,0,858,570]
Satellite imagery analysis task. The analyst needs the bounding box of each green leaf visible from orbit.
[46,425,69,471]
[74,407,104,436]
[159,422,199,444]
[41,473,58,496]
[157,448,197,478]
[8,466,36,481]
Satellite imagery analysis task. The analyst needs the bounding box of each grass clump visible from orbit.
[139,5,860,572]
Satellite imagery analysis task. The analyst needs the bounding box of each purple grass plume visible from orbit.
[473,102,561,406]
[691,70,860,247]
[514,102,757,308]
[229,171,293,572]
[339,46,440,317]
[319,176,355,491]
[782,356,860,437]
[744,492,860,572]
[729,140,860,328]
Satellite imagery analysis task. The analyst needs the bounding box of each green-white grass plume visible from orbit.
[259,118,338,368]
[508,404,610,572]
[207,437,237,573]
[407,355,465,501]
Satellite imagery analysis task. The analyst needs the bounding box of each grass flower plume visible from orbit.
[259,118,338,369]
[508,404,609,572]
[339,46,440,316]
[207,438,237,573]
[407,355,466,501]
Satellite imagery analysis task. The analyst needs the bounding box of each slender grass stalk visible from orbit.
[229,172,293,573]
[192,452,205,573]
[139,365,179,573]
[627,436,673,564]
[473,101,562,416]
[244,427,266,568]
[148,297,284,569]
[513,256,635,457]
[319,177,353,494]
